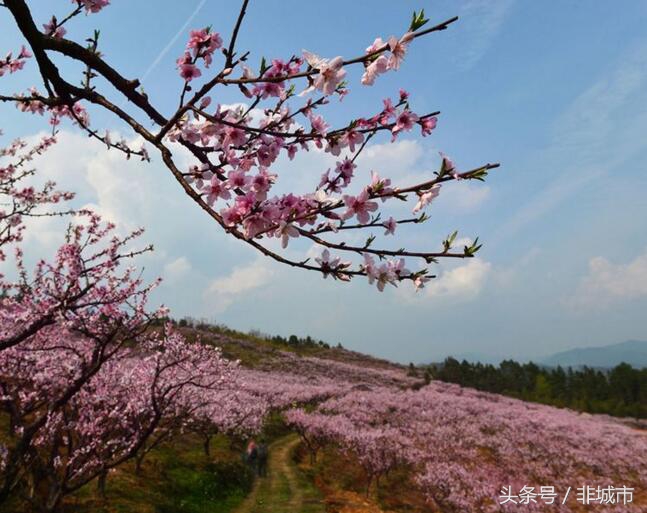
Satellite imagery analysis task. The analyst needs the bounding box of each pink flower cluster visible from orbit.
[3,2,492,292]
[361,32,414,85]
[75,0,110,14]
[177,28,223,81]
[0,135,71,262]
[0,46,30,77]
[248,58,303,99]
[43,16,67,38]
[362,254,410,291]
[168,92,437,272]
[301,51,346,96]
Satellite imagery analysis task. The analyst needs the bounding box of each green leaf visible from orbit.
[443,230,458,252]
[463,237,483,256]
[409,9,429,32]
[468,167,490,182]
[440,157,450,177]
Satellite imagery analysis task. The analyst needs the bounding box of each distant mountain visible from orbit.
[541,340,647,368]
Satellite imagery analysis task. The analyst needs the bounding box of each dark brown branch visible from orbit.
[216,16,460,85]
[225,0,249,68]
[299,230,472,260]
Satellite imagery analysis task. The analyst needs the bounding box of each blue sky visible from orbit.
[2,1,647,363]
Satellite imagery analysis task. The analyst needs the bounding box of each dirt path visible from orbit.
[233,434,324,513]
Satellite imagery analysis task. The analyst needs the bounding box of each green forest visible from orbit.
[427,359,647,419]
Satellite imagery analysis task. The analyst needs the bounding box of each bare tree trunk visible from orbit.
[97,470,107,498]
[203,434,211,458]
[135,451,146,475]
[365,473,374,497]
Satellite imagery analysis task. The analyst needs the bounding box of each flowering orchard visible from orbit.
[0,130,353,511]
[1,0,498,292]
[287,381,647,512]
[0,133,351,510]
[4,3,642,513]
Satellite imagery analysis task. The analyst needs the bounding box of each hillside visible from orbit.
[4,321,646,513]
[176,320,409,375]
[175,323,646,510]
[541,340,647,368]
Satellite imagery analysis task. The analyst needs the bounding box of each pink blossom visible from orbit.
[365,37,385,54]
[256,139,281,166]
[420,116,437,136]
[343,189,378,224]
[277,221,299,248]
[341,130,364,152]
[387,32,414,70]
[363,254,399,291]
[252,59,289,98]
[414,275,430,290]
[440,151,460,179]
[315,249,350,279]
[76,0,110,14]
[187,28,222,66]
[18,46,31,60]
[309,114,329,135]
[383,216,397,235]
[335,157,356,187]
[226,168,252,191]
[233,191,257,217]
[220,205,241,226]
[412,184,441,213]
[391,110,419,140]
[0,47,31,76]
[187,164,212,188]
[177,53,201,81]
[4,4,500,295]
[302,51,347,95]
[202,176,230,205]
[250,168,277,201]
[361,55,389,86]
[369,170,393,200]
[380,98,397,124]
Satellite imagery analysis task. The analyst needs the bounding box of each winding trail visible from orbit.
[233,434,324,513]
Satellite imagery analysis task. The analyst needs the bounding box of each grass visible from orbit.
[56,434,252,513]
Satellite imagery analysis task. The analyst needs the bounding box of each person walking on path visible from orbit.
[257,439,268,477]
[246,439,258,475]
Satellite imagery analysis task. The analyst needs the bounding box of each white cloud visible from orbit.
[435,183,491,214]
[425,258,491,299]
[163,256,191,284]
[355,140,424,184]
[203,258,274,313]
[566,250,647,310]
[399,258,491,304]
[23,130,155,231]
